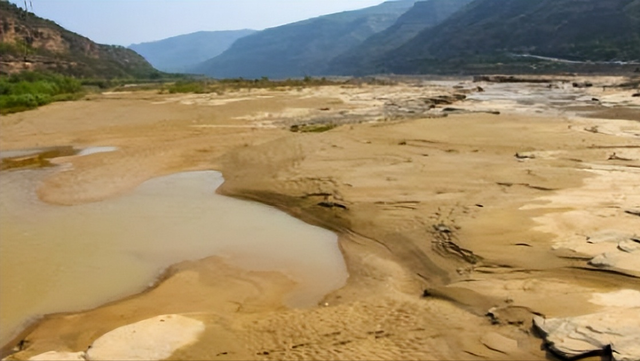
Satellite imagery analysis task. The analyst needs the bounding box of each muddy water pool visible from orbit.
[0,168,347,346]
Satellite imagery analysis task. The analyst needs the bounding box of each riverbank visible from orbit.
[1,76,639,360]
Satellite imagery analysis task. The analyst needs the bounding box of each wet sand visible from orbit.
[1,77,639,360]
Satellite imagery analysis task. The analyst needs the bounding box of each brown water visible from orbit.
[0,169,347,347]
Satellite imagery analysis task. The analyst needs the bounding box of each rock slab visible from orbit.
[86,314,205,361]
[534,308,640,361]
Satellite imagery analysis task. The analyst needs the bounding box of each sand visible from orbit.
[1,77,639,360]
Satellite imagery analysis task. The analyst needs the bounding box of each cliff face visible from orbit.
[0,1,158,78]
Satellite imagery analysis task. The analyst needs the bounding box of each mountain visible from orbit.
[327,0,473,76]
[0,0,159,78]
[380,0,640,74]
[193,0,417,79]
[129,30,256,73]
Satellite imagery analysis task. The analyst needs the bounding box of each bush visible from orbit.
[0,71,83,114]
[166,80,207,94]
[161,76,342,95]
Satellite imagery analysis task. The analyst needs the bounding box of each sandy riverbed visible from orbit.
[1,77,639,360]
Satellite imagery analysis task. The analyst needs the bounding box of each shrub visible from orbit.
[0,71,83,114]
[166,80,207,94]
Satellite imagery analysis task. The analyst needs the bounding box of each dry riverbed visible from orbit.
[1,76,639,361]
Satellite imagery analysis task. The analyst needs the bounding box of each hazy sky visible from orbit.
[8,0,387,46]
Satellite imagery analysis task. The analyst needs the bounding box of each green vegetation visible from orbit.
[163,76,338,94]
[0,72,84,114]
[0,71,191,114]
[290,123,337,133]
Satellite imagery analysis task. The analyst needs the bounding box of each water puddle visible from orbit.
[75,146,118,157]
[0,169,347,347]
[0,146,119,171]
[0,146,76,171]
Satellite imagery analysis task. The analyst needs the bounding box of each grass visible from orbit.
[0,72,191,114]
[0,71,84,114]
[290,123,337,133]
[0,72,390,115]
[162,76,341,95]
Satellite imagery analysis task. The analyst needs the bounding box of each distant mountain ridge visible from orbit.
[0,0,158,78]
[193,0,417,79]
[380,0,640,74]
[328,0,473,76]
[129,30,256,73]
[5,0,636,79]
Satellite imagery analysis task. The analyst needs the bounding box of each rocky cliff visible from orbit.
[0,0,158,78]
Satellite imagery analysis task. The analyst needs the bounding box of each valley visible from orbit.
[1,76,638,360]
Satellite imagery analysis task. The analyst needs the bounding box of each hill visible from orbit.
[192,0,416,79]
[129,30,256,73]
[0,0,159,78]
[327,0,473,76]
[380,0,640,74]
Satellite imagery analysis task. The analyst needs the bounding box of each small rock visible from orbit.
[589,252,640,277]
[514,152,535,160]
[618,240,640,253]
[572,82,593,88]
[608,152,633,161]
[317,201,348,210]
[624,209,640,217]
[434,224,452,233]
[589,253,616,267]
[587,231,632,244]
[486,306,534,328]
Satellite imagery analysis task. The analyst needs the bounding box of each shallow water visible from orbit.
[0,169,347,346]
[75,146,118,156]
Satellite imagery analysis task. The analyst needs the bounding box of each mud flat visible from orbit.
[1,77,639,360]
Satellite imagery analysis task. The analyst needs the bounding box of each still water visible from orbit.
[0,169,347,346]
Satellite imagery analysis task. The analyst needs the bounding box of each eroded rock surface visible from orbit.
[86,315,204,361]
[534,308,640,361]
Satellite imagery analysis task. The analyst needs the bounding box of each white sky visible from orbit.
[8,0,387,46]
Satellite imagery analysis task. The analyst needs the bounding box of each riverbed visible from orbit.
[1,78,638,360]
[0,167,346,347]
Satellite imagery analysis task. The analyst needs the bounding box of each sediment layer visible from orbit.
[1,77,638,360]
